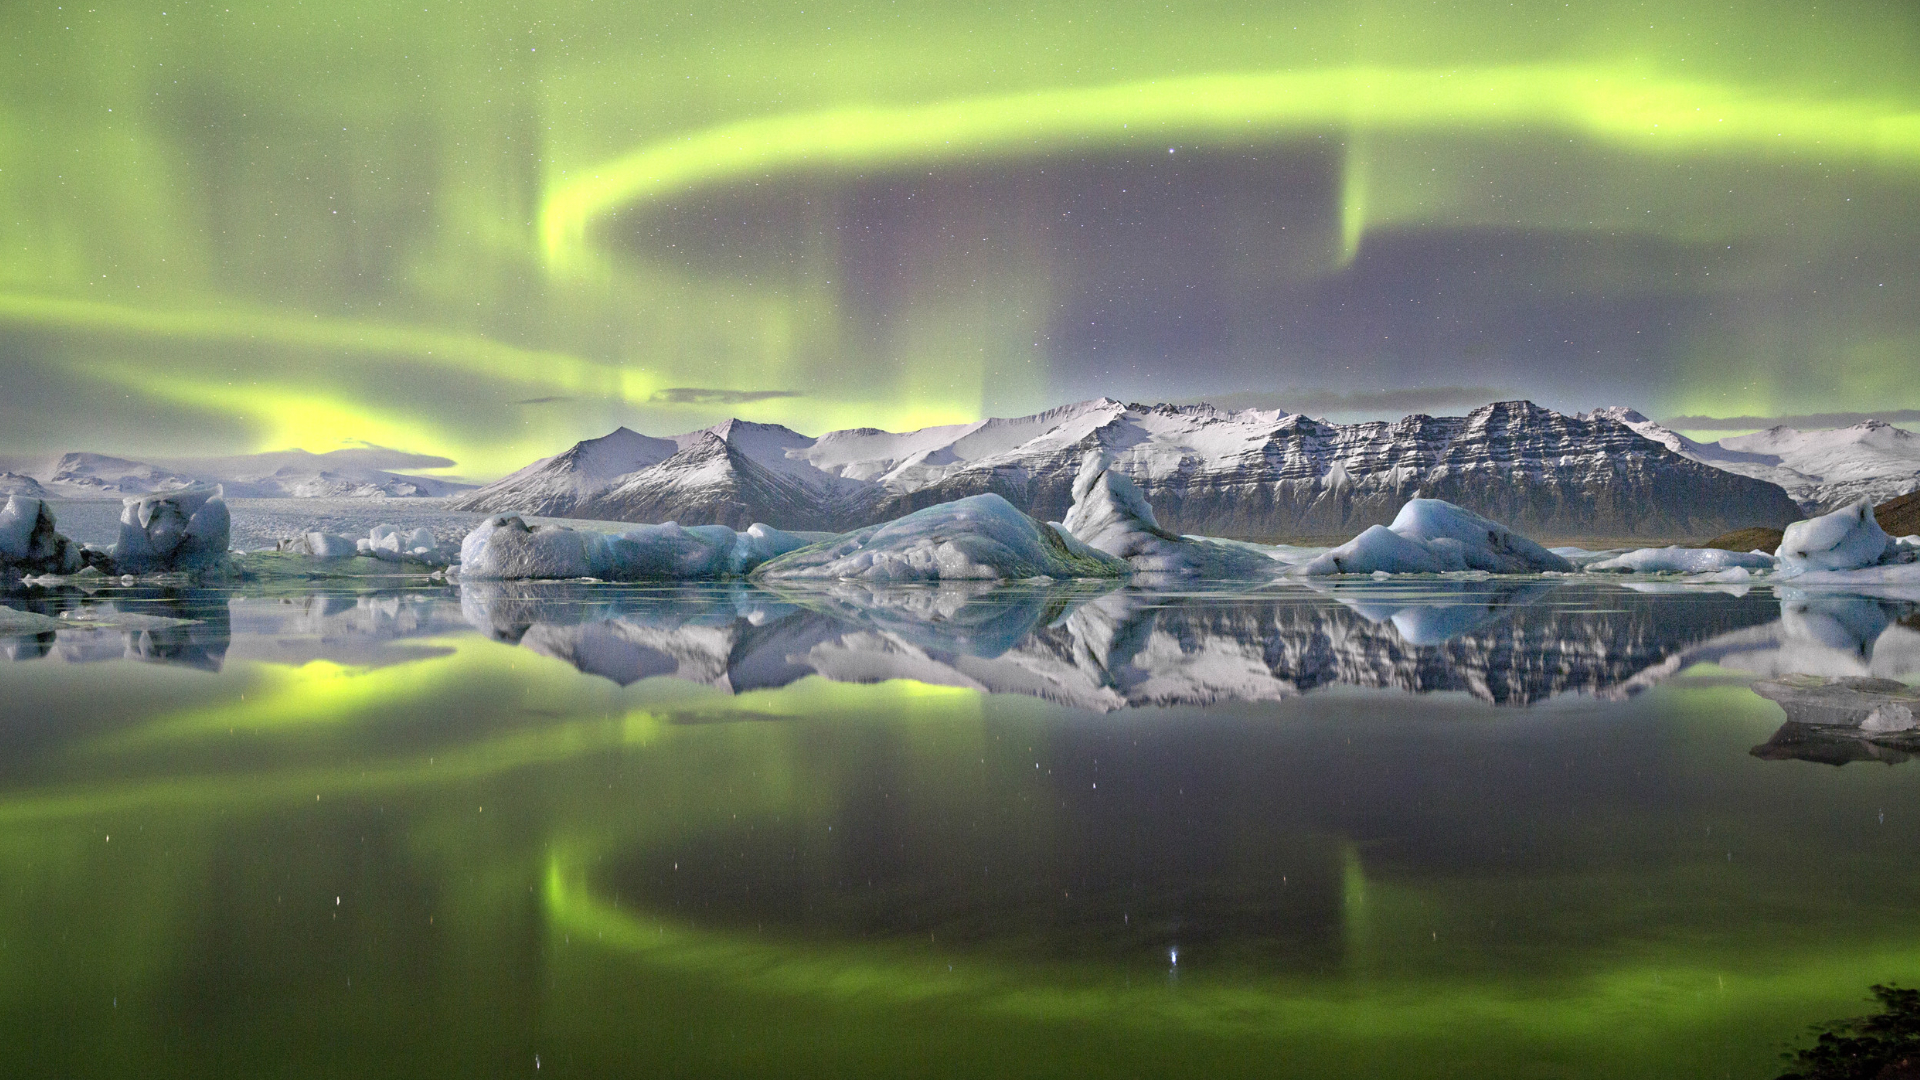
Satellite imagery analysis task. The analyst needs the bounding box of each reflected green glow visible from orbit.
[0,637,1915,1076]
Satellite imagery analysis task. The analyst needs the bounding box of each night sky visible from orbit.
[2,0,1916,478]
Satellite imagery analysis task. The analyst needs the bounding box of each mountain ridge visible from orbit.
[454,399,1805,541]
[1587,407,1920,512]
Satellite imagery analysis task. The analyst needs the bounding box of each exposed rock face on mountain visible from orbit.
[462,400,1800,540]
[447,426,677,516]
[1590,407,1920,513]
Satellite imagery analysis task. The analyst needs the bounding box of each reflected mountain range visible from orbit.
[5,579,1917,713]
[459,579,1800,708]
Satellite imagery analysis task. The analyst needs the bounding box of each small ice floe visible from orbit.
[1058,451,1277,580]
[1586,546,1776,574]
[755,495,1127,582]
[275,532,362,558]
[1748,674,1920,766]
[1292,499,1572,576]
[461,517,817,580]
[358,524,458,565]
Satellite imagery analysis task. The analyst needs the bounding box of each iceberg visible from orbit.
[1586,546,1776,574]
[460,516,815,580]
[276,532,361,558]
[1058,451,1279,579]
[359,524,456,565]
[1775,499,1902,572]
[0,496,83,575]
[110,486,231,573]
[754,494,1127,582]
[1294,499,1573,576]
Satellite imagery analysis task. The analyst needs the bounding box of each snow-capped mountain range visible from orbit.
[0,451,474,500]
[452,399,1807,540]
[1587,408,1920,513]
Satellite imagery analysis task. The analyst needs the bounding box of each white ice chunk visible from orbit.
[1776,499,1895,572]
[1058,451,1276,579]
[111,486,230,572]
[460,516,813,580]
[1384,499,1575,574]
[1587,546,1776,574]
[1293,499,1571,576]
[0,496,84,575]
[755,494,1128,582]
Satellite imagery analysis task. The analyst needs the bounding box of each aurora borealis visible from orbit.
[2,1,1916,478]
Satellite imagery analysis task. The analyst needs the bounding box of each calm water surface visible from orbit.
[3,572,1918,1078]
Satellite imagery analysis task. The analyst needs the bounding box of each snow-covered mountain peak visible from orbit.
[1577,408,1919,511]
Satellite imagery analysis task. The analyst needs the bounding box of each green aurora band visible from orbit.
[1,0,1916,473]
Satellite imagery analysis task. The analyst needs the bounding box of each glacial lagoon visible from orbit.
[3,573,1919,1078]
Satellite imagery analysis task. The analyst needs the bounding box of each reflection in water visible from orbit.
[3,577,1920,1077]
[1748,675,1920,766]
[460,579,1785,706]
[0,587,233,670]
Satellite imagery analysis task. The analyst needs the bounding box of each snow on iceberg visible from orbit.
[460,516,815,580]
[0,496,83,575]
[1775,499,1905,572]
[1587,546,1776,574]
[1294,499,1573,576]
[110,486,231,573]
[1058,451,1279,579]
[754,494,1128,582]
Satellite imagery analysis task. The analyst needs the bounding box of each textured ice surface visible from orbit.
[755,494,1127,582]
[0,496,83,575]
[461,516,815,580]
[1294,499,1572,576]
[1058,451,1278,579]
[1588,546,1777,574]
[1775,499,1897,572]
[111,486,231,572]
[276,532,361,558]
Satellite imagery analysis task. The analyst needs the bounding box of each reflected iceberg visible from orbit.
[458,579,1783,707]
[1650,593,1920,682]
[1747,675,1920,766]
[0,587,233,671]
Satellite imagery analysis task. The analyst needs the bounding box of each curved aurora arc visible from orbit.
[540,64,1920,271]
[1,2,1916,474]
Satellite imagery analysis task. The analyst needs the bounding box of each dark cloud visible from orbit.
[1663,411,1920,431]
[1179,387,1520,419]
[650,388,804,405]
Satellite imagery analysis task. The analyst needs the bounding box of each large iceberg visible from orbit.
[1775,499,1903,572]
[109,486,231,573]
[1294,499,1573,576]
[1058,451,1278,579]
[1587,546,1777,574]
[0,496,83,575]
[460,516,815,580]
[754,494,1127,582]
